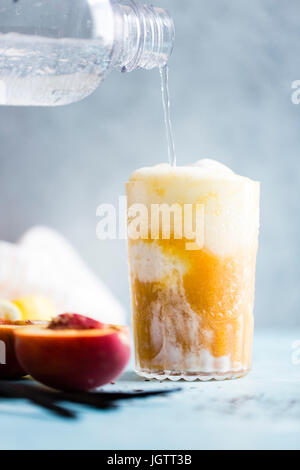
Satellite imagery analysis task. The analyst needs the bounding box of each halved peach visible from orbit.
[0,321,33,379]
[14,314,131,391]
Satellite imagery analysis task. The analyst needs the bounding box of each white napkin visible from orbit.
[0,226,126,325]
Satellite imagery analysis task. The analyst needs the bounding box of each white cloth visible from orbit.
[0,226,126,325]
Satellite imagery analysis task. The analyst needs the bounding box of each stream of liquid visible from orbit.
[160,65,176,167]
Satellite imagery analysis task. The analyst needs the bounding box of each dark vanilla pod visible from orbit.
[41,387,182,408]
[0,382,75,419]
[0,382,181,419]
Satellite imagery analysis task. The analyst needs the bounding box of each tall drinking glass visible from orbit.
[126,160,260,380]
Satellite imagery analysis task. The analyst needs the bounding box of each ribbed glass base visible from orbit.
[136,368,250,382]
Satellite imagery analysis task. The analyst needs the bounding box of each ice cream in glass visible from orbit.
[126,159,260,380]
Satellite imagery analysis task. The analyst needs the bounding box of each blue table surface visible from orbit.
[0,329,299,450]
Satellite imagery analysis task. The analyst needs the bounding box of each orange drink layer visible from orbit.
[126,160,260,380]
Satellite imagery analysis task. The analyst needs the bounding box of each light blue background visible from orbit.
[0,0,299,327]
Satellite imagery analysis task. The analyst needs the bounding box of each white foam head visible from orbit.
[129,159,250,182]
[192,159,234,175]
[127,159,260,256]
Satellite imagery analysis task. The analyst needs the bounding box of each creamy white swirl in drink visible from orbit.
[126,159,260,380]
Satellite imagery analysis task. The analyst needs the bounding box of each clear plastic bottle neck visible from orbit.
[112,0,175,72]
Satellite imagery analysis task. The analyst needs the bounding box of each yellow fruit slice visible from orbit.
[13,296,56,321]
[0,299,22,321]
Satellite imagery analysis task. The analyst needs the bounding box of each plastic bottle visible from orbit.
[0,0,174,106]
